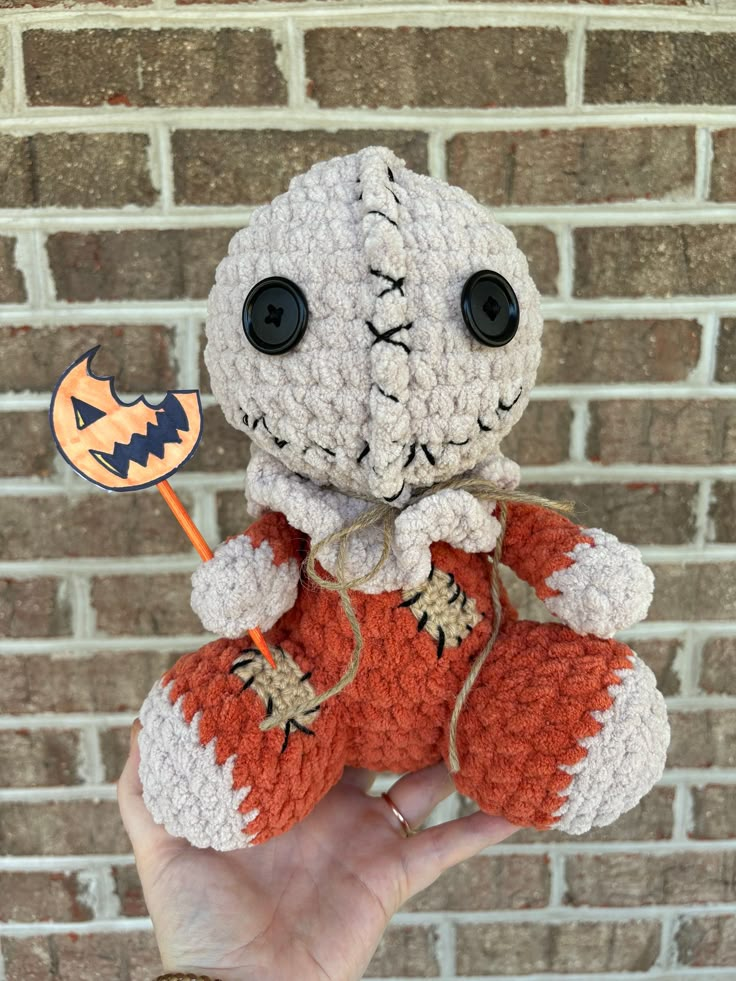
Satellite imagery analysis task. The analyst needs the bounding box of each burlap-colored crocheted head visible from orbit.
[205,146,543,505]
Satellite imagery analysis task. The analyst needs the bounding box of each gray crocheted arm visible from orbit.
[190,512,301,638]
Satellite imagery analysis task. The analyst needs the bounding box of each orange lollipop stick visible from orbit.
[50,347,275,668]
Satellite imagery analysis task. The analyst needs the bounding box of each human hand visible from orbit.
[118,721,516,981]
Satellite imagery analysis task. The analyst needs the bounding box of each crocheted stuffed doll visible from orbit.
[138,146,669,850]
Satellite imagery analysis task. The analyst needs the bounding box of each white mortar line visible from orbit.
[392,905,736,923]
[693,311,721,384]
[556,224,573,301]
[694,479,714,549]
[426,132,447,183]
[174,314,201,389]
[564,17,586,110]
[567,398,589,463]
[153,122,174,212]
[0,917,152,937]
[0,855,135,871]
[0,784,118,802]
[7,24,24,115]
[658,911,679,972]
[548,850,567,906]
[695,127,714,202]
[672,784,694,842]
[69,574,95,641]
[283,18,307,110]
[434,919,455,977]
[437,973,736,981]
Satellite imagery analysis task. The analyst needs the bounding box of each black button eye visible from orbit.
[242,277,309,355]
[461,270,519,347]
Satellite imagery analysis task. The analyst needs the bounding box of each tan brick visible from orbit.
[305,27,566,109]
[502,400,571,465]
[700,637,736,695]
[634,638,682,696]
[366,924,439,977]
[566,851,736,905]
[587,400,736,466]
[0,800,130,854]
[24,29,286,107]
[716,319,736,382]
[649,565,736,621]
[0,236,26,303]
[667,710,736,767]
[1,936,54,981]
[711,130,736,202]
[113,863,147,917]
[406,854,549,911]
[0,411,57,477]
[0,133,156,208]
[0,650,179,715]
[538,319,700,384]
[47,228,233,302]
[173,129,429,206]
[585,31,736,105]
[709,481,736,542]
[575,225,736,297]
[510,225,558,295]
[448,128,695,206]
[217,488,255,541]
[0,871,93,921]
[0,577,70,638]
[692,786,736,840]
[677,914,736,967]
[92,573,201,636]
[0,729,81,787]
[10,0,151,5]
[101,726,134,782]
[126,932,164,981]
[7,932,162,981]
[526,482,697,546]
[0,492,193,560]
[0,323,178,394]
[491,785,676,843]
[193,405,249,474]
[456,919,660,974]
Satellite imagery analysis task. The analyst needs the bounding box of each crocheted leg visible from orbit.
[138,638,346,850]
[449,619,669,834]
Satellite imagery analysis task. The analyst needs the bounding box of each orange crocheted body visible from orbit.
[163,506,633,840]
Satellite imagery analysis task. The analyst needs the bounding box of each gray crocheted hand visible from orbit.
[119,722,516,981]
[190,535,299,638]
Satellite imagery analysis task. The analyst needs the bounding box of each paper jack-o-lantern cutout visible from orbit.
[50,347,202,492]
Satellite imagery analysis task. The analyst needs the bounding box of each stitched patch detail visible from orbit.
[399,566,482,656]
[231,647,319,750]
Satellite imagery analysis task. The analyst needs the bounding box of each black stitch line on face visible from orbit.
[428,564,434,580]
[387,166,395,182]
[448,583,462,605]
[421,444,436,465]
[403,443,416,468]
[386,186,400,205]
[384,481,405,502]
[366,320,411,354]
[318,445,336,457]
[241,676,255,691]
[399,591,422,608]
[300,671,312,682]
[357,442,370,464]
[280,721,292,753]
[375,384,399,404]
[291,720,316,736]
[497,387,524,414]
[417,610,429,632]
[436,625,445,660]
[449,438,469,446]
[370,268,405,297]
[273,438,288,449]
[265,695,273,717]
[242,413,249,427]
[478,418,494,432]
[367,210,398,228]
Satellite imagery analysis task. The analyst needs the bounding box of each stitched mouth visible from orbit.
[89,392,189,479]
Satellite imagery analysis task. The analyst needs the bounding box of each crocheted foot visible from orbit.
[449,619,669,834]
[138,638,346,850]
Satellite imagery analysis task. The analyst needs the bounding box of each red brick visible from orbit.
[10,0,150,5]
[716,319,736,382]
[0,729,81,787]
[700,637,736,695]
[711,130,736,202]
[1,936,54,980]
[0,411,57,477]
[173,129,429,206]
[194,405,249,473]
[677,914,736,967]
[0,871,93,921]
[217,488,255,541]
[24,29,286,107]
[0,577,70,638]
[366,925,439,977]
[648,565,736,622]
[634,638,682,696]
[305,27,566,109]
[501,400,571,465]
[47,228,233,302]
[92,573,201,636]
[100,727,134,782]
[0,800,130,855]
[0,236,26,303]
[456,919,660,974]
[4,932,163,981]
[0,133,156,208]
[405,854,549,911]
[0,491,193,559]
[0,650,179,715]
[587,400,736,466]
[113,864,147,917]
[510,225,558,295]
[691,786,736,840]
[538,319,700,384]
[0,323,178,394]
[566,851,736,905]
[710,481,736,542]
[448,128,694,206]
[585,31,736,105]
[575,225,736,298]
[526,482,697,546]
[667,710,736,767]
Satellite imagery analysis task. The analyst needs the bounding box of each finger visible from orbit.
[383,763,455,830]
[403,811,518,896]
[117,721,183,858]
[339,767,376,793]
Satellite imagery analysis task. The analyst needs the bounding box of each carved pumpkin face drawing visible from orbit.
[50,347,203,492]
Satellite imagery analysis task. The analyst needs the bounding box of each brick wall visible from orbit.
[0,2,735,979]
